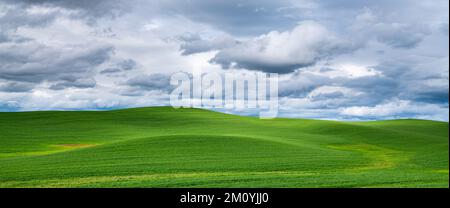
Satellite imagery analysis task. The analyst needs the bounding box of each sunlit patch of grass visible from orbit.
[0,144,97,158]
[328,144,410,171]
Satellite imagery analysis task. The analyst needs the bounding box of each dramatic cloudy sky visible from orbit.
[0,0,448,121]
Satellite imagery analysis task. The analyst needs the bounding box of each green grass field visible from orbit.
[0,107,448,188]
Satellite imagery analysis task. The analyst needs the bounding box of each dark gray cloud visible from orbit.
[279,72,332,97]
[279,56,448,113]
[372,58,449,105]
[0,41,113,90]
[49,77,96,90]
[399,76,449,104]
[126,73,172,92]
[179,33,237,55]
[279,73,396,108]
[405,86,449,104]
[342,75,399,106]
[100,59,137,74]
[119,59,136,71]
[0,81,35,92]
[100,68,122,74]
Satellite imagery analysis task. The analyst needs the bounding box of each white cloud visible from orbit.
[340,100,449,120]
[309,63,382,79]
[211,21,355,73]
[308,86,363,99]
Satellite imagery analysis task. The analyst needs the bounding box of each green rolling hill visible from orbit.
[0,107,448,187]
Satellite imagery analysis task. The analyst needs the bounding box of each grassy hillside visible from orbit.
[0,107,448,187]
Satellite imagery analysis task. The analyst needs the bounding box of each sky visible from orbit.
[0,0,448,121]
